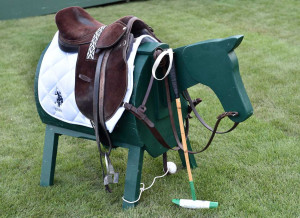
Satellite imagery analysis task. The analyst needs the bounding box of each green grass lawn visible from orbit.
[0,0,299,217]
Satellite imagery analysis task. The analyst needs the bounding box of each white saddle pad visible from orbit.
[38,32,157,132]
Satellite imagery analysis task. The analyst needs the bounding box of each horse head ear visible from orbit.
[221,35,244,52]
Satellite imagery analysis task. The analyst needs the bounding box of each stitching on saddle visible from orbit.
[86,25,107,60]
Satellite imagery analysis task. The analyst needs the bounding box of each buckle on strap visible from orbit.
[187,98,202,114]
[217,111,239,119]
[124,103,154,128]
[123,103,146,120]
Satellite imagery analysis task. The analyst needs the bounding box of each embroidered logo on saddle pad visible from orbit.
[55,88,63,109]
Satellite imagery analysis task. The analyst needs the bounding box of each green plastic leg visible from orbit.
[40,125,60,186]
[122,146,144,209]
[178,139,197,169]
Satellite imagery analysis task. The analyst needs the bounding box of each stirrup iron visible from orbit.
[103,153,119,185]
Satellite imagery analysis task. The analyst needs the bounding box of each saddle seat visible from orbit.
[56,6,129,52]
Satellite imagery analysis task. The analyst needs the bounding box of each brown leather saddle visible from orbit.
[56,7,159,152]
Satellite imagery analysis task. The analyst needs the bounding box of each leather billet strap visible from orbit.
[92,51,112,192]
[93,50,112,156]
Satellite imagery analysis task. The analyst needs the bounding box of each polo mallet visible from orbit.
[169,56,218,209]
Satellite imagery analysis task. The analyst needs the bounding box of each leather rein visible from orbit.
[125,48,239,154]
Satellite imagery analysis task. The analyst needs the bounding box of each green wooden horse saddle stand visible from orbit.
[35,7,253,209]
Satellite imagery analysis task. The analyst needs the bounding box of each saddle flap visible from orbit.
[96,22,127,49]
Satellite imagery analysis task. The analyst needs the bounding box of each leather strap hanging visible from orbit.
[124,75,179,151]
[183,90,239,134]
[164,77,239,153]
[92,51,112,192]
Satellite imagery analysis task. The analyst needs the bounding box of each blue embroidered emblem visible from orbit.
[55,89,63,107]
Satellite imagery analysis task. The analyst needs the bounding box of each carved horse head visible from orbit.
[174,35,253,123]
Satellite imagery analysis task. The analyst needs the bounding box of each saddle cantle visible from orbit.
[56,7,128,53]
[55,7,159,148]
